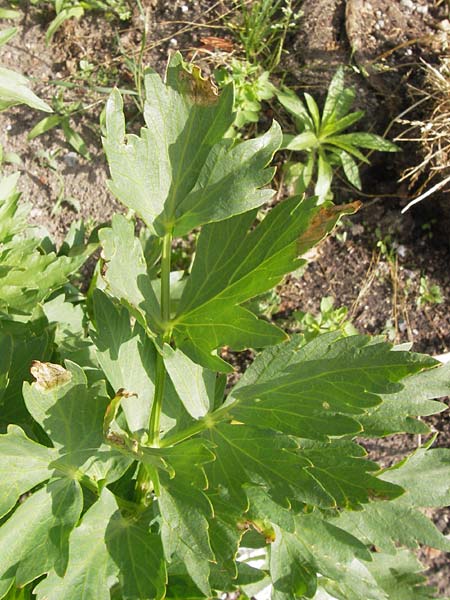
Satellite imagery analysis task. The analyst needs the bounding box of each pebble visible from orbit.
[30,207,43,218]
[180,4,188,13]
[169,38,178,47]
[400,0,414,9]
[416,4,428,15]
[63,152,78,168]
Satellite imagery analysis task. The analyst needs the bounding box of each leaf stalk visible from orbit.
[148,230,173,447]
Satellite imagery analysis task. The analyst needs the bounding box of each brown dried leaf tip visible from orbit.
[298,201,362,255]
[179,65,219,107]
[30,361,72,392]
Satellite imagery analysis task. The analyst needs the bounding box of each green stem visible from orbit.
[160,401,237,448]
[148,231,173,447]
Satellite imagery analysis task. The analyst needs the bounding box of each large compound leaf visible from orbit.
[317,550,437,600]
[231,335,437,439]
[104,52,281,237]
[363,550,437,600]
[206,424,402,531]
[206,423,333,513]
[0,478,82,597]
[174,198,359,371]
[23,360,130,485]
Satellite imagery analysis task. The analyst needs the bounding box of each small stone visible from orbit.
[400,0,414,9]
[63,152,78,168]
[416,4,428,15]
[350,223,365,236]
[398,319,407,333]
[169,38,178,47]
[180,4,188,13]
[396,244,407,258]
[437,19,450,32]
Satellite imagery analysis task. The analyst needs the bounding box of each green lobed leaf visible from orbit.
[331,498,450,555]
[163,345,215,419]
[320,550,438,600]
[34,488,118,600]
[23,360,131,485]
[0,478,82,597]
[92,289,193,436]
[157,447,215,596]
[358,362,450,436]
[0,425,57,519]
[270,514,372,600]
[43,294,97,370]
[206,424,334,512]
[174,197,359,371]
[232,335,437,440]
[380,446,450,508]
[0,312,54,429]
[92,288,157,432]
[99,215,162,334]
[104,54,280,237]
[105,510,167,600]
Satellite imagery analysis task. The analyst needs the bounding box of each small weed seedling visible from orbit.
[417,275,444,308]
[28,91,92,160]
[30,0,131,44]
[294,296,358,342]
[231,0,301,70]
[215,58,276,134]
[1,54,450,600]
[278,67,399,202]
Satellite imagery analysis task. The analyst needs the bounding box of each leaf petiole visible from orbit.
[148,230,173,447]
